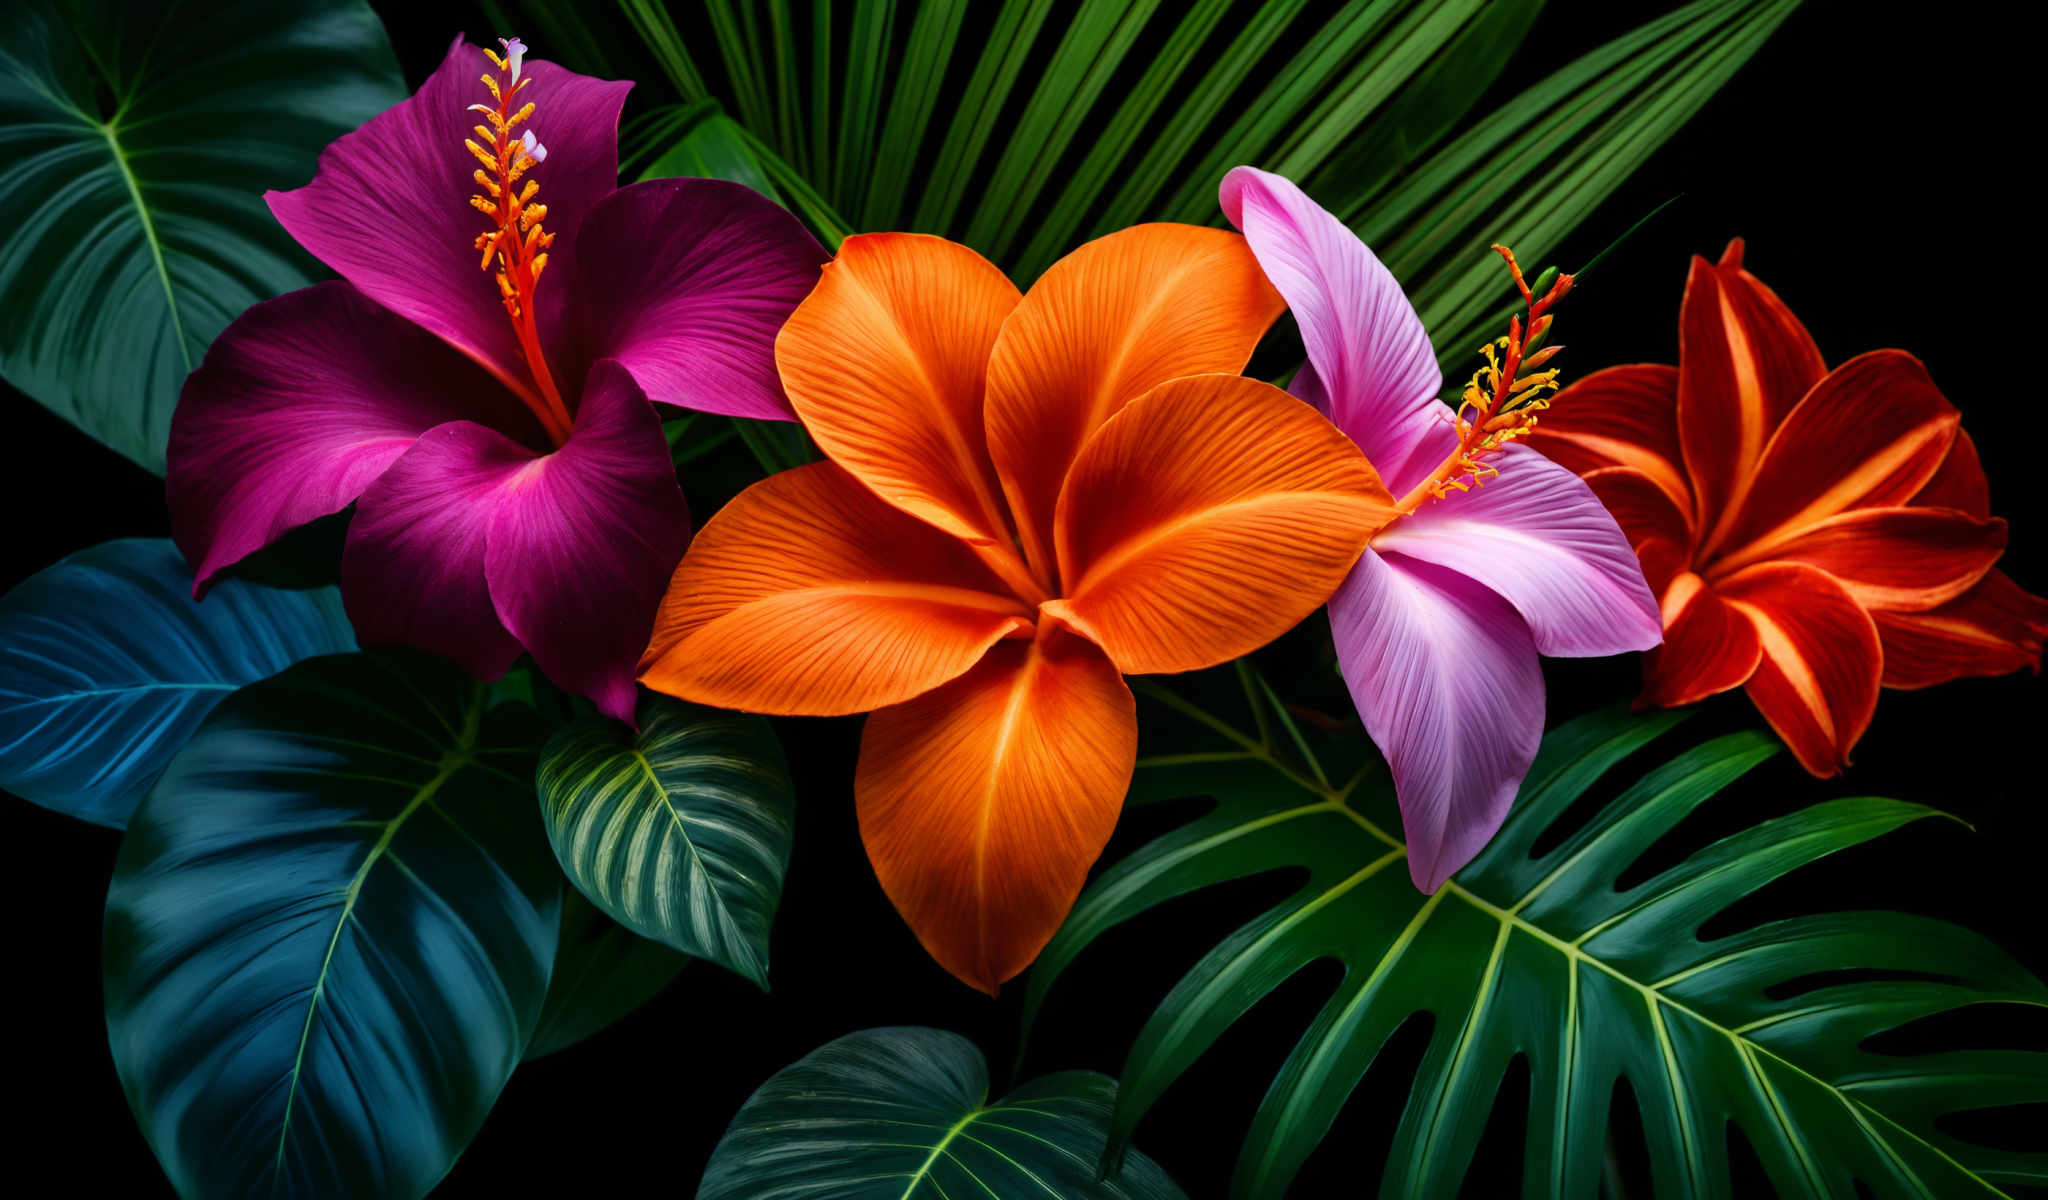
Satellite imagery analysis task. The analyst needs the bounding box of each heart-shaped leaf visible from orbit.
[104,651,561,1200]
[525,890,689,1061]
[697,1027,1188,1200]
[536,695,794,988]
[0,537,355,827]
[0,0,403,472]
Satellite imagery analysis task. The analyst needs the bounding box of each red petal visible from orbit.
[1757,506,2005,613]
[1583,465,1694,556]
[857,630,1136,994]
[1718,562,1882,777]
[1639,570,1760,709]
[1707,351,1958,562]
[1874,570,2048,689]
[1527,364,1691,516]
[1909,428,1990,517]
[1676,242,1827,543]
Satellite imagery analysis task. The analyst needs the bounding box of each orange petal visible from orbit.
[857,629,1136,994]
[1704,350,1958,568]
[1909,428,1990,517]
[1676,240,1828,545]
[1759,505,2005,613]
[1640,569,1761,709]
[984,224,1285,582]
[1528,363,1691,516]
[1875,569,2048,690]
[1040,374,1394,675]
[1718,561,1881,777]
[775,233,1022,549]
[639,462,1031,716]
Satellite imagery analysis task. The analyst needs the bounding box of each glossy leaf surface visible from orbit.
[104,651,560,1200]
[537,695,794,988]
[698,1026,1187,1200]
[0,0,404,472]
[1029,698,2048,1198]
[0,538,355,827]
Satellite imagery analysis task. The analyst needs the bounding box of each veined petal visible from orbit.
[1760,506,2005,613]
[1676,240,1826,543]
[639,462,1032,717]
[1219,167,1443,486]
[774,233,1021,546]
[985,224,1284,580]
[482,362,690,723]
[1372,444,1662,659]
[1639,570,1761,709]
[267,39,629,398]
[168,283,534,592]
[1874,570,2048,689]
[1910,428,1990,517]
[571,179,827,421]
[1710,350,1958,565]
[856,630,1136,994]
[1331,550,1544,893]
[1582,466,1694,557]
[1718,562,1881,777]
[1527,364,1691,518]
[1042,375,1393,675]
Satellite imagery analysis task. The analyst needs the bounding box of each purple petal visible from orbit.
[339,420,533,681]
[483,361,690,723]
[569,178,827,421]
[1332,550,1544,893]
[1373,443,1663,658]
[267,38,629,402]
[1220,166,1443,486]
[168,282,534,592]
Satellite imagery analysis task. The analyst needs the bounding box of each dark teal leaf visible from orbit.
[697,1027,1188,1199]
[537,695,794,989]
[1029,703,2048,1198]
[104,651,561,1200]
[0,0,404,472]
[0,537,355,827]
[524,890,689,1061]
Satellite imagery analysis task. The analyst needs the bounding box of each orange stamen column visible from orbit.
[467,45,573,446]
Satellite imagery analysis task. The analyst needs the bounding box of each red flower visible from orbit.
[1527,240,2046,775]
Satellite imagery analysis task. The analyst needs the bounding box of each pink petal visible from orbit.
[1219,166,1444,488]
[1331,549,1544,893]
[168,282,535,592]
[267,38,630,403]
[1372,442,1663,658]
[569,178,827,421]
[484,362,690,723]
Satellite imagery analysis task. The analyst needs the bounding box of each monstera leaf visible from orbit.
[104,651,561,1200]
[698,1027,1188,1200]
[1027,697,2048,1198]
[0,0,403,472]
[0,537,355,827]
[536,695,795,988]
[525,891,690,1061]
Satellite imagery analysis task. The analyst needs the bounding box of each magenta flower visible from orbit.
[1221,167,1662,891]
[167,38,827,722]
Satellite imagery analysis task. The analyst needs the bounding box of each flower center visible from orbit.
[467,37,573,445]
[1397,245,1573,512]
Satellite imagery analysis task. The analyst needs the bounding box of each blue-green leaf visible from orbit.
[0,0,404,473]
[536,695,794,989]
[698,1027,1188,1200]
[104,651,561,1200]
[0,538,355,827]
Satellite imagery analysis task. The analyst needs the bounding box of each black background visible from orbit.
[5,2,2043,1196]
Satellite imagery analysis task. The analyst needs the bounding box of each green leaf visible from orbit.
[0,0,404,473]
[637,105,782,201]
[0,538,355,827]
[697,1027,1189,1199]
[536,695,795,989]
[525,890,689,1061]
[1027,704,2048,1198]
[104,651,561,1200]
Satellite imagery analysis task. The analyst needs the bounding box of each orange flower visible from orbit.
[639,226,1396,991]
[1529,240,2047,776]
